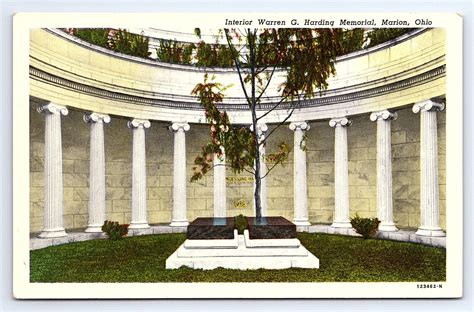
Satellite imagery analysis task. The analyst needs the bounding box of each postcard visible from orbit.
[13,12,463,298]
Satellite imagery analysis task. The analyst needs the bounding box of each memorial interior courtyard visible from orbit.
[28,26,447,281]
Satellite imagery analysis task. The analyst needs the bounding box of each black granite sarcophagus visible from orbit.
[186,216,296,240]
[187,217,235,240]
[247,216,296,239]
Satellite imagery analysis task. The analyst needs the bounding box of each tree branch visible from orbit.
[243,167,256,175]
[255,64,271,75]
[259,95,301,146]
[260,157,286,180]
[255,66,277,105]
[224,29,252,108]
[256,93,290,122]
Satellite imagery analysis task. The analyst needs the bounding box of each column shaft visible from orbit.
[171,122,190,226]
[128,119,150,229]
[38,104,68,238]
[290,122,310,226]
[330,117,352,228]
[413,101,445,237]
[84,113,110,232]
[259,140,268,216]
[213,152,226,218]
[370,110,398,232]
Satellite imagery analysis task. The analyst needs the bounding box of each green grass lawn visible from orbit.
[30,233,446,283]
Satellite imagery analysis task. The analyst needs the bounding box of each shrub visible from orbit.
[101,221,129,240]
[68,28,151,59]
[234,214,248,235]
[350,214,381,239]
[109,29,151,59]
[156,39,195,65]
[338,28,365,55]
[74,28,110,48]
[365,28,416,48]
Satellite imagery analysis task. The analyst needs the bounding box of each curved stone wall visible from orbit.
[29,27,446,235]
[30,28,445,122]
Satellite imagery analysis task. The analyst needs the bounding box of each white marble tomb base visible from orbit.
[166,230,319,270]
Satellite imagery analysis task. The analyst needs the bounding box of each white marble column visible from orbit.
[289,121,311,226]
[213,150,226,218]
[84,112,111,232]
[127,119,151,229]
[413,100,445,237]
[329,117,352,228]
[370,110,398,232]
[170,122,190,226]
[252,123,268,216]
[37,103,68,238]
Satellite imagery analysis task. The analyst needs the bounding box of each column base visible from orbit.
[378,223,399,232]
[85,225,103,233]
[170,220,189,227]
[128,222,150,230]
[293,219,311,226]
[331,221,352,228]
[38,228,67,239]
[416,227,446,237]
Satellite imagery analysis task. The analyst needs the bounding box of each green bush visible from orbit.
[74,28,110,48]
[69,28,417,65]
[101,220,129,240]
[338,28,365,55]
[69,28,151,59]
[234,214,248,235]
[365,28,416,48]
[110,29,151,58]
[350,214,381,239]
[156,39,195,65]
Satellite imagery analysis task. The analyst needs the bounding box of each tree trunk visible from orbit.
[248,29,262,220]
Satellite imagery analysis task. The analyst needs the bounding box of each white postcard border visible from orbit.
[12,12,464,299]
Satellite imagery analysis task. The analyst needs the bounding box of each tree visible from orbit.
[190,28,344,219]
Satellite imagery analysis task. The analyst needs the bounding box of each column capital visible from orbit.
[37,103,68,116]
[170,122,190,132]
[412,100,445,114]
[128,118,151,129]
[250,123,268,143]
[289,121,310,131]
[329,117,351,128]
[250,123,268,134]
[370,110,398,122]
[83,112,111,124]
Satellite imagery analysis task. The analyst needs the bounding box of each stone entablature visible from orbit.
[30,28,445,124]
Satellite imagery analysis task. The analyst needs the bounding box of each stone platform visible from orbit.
[166,229,319,270]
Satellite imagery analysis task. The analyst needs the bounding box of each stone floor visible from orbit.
[29,223,446,250]
[29,225,187,250]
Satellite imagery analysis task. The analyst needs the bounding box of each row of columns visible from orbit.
[36,99,445,238]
